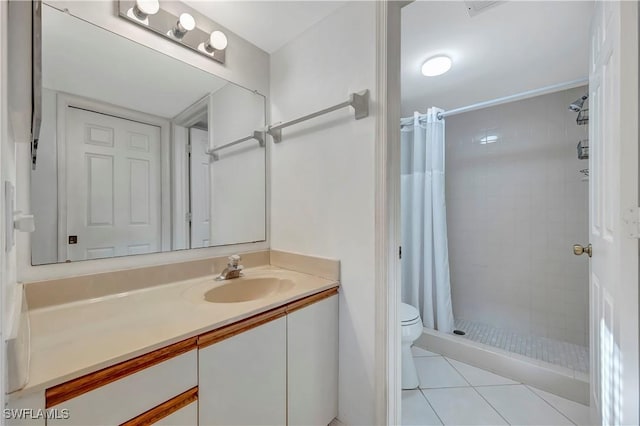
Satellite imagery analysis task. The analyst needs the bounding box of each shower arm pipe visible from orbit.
[436,78,589,120]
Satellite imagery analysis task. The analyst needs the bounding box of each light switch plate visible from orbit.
[4,181,15,252]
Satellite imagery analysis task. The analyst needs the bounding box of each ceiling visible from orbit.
[401,1,594,115]
[185,1,347,54]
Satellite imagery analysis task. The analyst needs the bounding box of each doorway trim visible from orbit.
[374,1,405,424]
[55,92,171,261]
[171,94,210,251]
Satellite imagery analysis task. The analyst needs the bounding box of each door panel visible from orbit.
[588,2,639,424]
[65,107,162,261]
[198,317,287,426]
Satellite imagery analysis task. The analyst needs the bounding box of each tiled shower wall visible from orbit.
[445,86,589,346]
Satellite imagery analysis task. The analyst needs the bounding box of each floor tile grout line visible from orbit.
[411,356,519,391]
[411,345,441,357]
[416,385,475,391]
[442,356,520,387]
[524,385,579,426]
[443,356,473,387]
[417,388,445,426]
[469,385,512,425]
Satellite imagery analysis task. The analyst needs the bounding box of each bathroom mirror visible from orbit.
[30,4,266,265]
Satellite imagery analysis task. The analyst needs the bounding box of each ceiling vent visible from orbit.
[464,1,502,17]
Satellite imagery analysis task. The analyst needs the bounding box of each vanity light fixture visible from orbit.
[118,1,227,64]
[170,13,196,40]
[128,0,159,24]
[203,30,228,54]
[421,55,452,77]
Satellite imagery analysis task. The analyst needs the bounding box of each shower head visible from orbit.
[569,94,589,112]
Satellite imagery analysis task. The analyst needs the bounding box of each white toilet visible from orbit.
[401,303,423,389]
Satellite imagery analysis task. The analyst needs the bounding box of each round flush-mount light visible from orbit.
[421,55,452,77]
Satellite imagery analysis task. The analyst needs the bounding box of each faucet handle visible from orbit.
[228,255,241,267]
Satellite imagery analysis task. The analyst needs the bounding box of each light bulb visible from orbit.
[204,30,228,53]
[131,0,159,21]
[172,13,195,39]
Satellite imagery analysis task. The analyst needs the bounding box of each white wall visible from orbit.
[269,2,377,424]
[208,84,266,246]
[3,0,33,408]
[444,87,589,346]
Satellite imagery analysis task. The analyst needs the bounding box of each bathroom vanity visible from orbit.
[11,253,339,425]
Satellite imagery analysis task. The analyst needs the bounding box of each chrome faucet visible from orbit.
[216,255,244,281]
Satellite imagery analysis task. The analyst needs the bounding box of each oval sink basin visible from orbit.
[204,278,295,303]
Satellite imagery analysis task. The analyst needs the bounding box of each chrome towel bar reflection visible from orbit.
[206,131,265,161]
[267,90,369,143]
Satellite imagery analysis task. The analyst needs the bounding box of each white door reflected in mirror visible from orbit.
[64,107,162,261]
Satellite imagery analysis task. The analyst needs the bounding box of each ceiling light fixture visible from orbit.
[421,56,452,77]
[171,13,196,40]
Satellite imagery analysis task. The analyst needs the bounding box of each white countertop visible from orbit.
[21,265,338,395]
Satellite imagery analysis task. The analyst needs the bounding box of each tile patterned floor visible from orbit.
[454,319,589,373]
[403,346,593,426]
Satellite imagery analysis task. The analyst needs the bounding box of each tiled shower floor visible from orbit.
[454,319,589,373]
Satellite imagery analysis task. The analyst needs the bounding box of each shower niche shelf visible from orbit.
[577,108,589,125]
[577,139,589,160]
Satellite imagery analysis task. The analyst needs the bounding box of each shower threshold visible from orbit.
[454,319,589,374]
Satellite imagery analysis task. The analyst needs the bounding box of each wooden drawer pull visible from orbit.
[285,287,338,314]
[197,286,339,349]
[46,337,197,408]
[120,387,197,426]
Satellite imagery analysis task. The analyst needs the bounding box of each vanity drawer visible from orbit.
[153,399,197,426]
[122,387,198,426]
[46,338,197,426]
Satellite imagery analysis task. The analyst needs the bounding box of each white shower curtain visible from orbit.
[401,109,455,333]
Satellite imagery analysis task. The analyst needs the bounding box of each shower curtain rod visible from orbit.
[436,78,588,119]
[400,78,588,124]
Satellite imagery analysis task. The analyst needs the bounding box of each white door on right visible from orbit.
[588,1,638,425]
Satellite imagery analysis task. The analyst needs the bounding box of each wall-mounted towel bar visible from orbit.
[206,131,266,161]
[267,90,369,143]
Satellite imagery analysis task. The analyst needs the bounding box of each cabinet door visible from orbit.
[288,295,339,426]
[198,316,287,426]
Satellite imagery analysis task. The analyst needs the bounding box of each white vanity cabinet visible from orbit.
[197,289,339,426]
[287,294,339,425]
[198,312,288,426]
[31,288,338,426]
